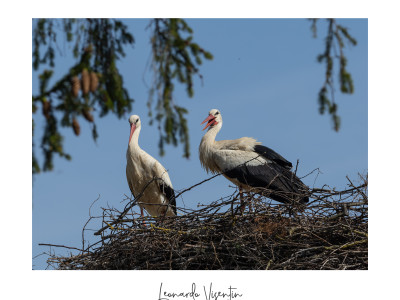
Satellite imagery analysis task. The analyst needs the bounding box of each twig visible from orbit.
[40,173,368,270]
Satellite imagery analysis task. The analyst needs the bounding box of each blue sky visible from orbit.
[32,18,367,270]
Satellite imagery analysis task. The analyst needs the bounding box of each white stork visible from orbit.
[126,115,176,219]
[199,109,309,207]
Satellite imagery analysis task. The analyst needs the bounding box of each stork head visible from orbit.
[128,115,141,144]
[201,109,222,131]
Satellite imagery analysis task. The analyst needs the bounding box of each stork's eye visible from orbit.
[135,119,139,123]
[215,111,219,115]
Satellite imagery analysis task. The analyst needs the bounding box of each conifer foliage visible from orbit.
[32,18,213,174]
[32,19,357,174]
[310,18,357,131]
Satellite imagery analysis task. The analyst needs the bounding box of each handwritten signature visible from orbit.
[158,282,243,300]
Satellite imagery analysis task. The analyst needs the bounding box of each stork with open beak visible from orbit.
[126,115,176,220]
[199,109,309,209]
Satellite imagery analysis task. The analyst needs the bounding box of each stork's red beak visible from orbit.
[129,124,136,144]
[201,114,217,131]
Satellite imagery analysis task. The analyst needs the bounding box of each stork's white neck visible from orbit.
[199,122,222,173]
[128,126,141,151]
[202,123,221,143]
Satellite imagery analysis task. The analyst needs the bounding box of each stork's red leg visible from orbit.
[248,195,253,212]
[140,207,146,227]
[239,187,245,213]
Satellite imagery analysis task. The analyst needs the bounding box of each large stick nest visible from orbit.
[43,174,368,270]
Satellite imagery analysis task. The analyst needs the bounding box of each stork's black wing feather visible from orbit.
[254,145,292,169]
[159,182,177,214]
[224,162,308,204]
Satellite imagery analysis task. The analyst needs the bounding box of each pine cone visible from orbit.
[81,69,90,95]
[84,44,93,53]
[82,108,94,122]
[42,100,51,120]
[90,72,99,92]
[71,76,81,97]
[72,118,80,136]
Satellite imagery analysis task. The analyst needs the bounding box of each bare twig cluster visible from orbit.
[41,174,368,270]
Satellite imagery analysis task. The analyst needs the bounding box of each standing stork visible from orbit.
[199,109,309,208]
[126,115,176,220]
